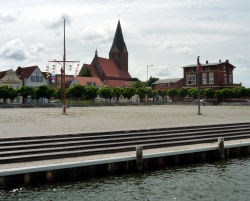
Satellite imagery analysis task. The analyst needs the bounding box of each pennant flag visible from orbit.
[197,62,203,71]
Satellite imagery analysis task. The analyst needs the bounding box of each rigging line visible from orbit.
[66,48,81,62]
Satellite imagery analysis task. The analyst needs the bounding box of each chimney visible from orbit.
[206,60,208,64]
[226,59,229,63]
[219,59,221,63]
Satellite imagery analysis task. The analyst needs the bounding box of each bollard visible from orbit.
[218,137,225,159]
[136,145,143,171]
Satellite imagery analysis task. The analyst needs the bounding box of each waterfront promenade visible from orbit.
[0,104,250,171]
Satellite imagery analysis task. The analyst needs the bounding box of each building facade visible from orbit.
[182,59,242,90]
[0,69,23,104]
[15,66,48,103]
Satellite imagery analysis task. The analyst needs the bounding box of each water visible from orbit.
[1,156,250,201]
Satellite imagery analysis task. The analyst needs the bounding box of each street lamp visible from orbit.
[146,64,153,102]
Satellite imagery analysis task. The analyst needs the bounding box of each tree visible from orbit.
[167,89,178,101]
[146,77,159,87]
[36,85,55,102]
[246,88,250,97]
[112,87,124,102]
[178,88,188,100]
[148,89,158,102]
[158,90,168,102]
[136,87,147,102]
[53,88,62,100]
[130,81,145,88]
[85,86,99,102]
[78,67,93,77]
[0,85,10,103]
[203,88,215,99]
[215,90,222,99]
[18,86,33,103]
[188,88,198,99]
[122,87,136,102]
[67,84,85,101]
[98,87,112,101]
[232,87,247,98]
[9,88,18,101]
[221,88,232,99]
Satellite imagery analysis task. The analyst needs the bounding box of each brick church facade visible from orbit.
[79,20,137,88]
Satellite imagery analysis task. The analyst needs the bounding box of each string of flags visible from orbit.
[45,63,80,83]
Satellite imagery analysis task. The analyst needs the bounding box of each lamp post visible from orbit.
[146,64,153,102]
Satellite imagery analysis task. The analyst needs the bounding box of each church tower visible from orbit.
[109,20,128,72]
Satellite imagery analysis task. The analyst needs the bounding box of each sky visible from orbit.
[0,0,250,87]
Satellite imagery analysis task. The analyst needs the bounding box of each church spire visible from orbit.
[111,20,126,52]
[109,20,128,72]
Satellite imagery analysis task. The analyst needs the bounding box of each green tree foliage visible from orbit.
[85,86,99,102]
[232,87,247,98]
[158,90,168,102]
[9,88,18,101]
[136,87,147,102]
[203,88,215,98]
[30,88,40,102]
[188,88,198,99]
[130,81,145,88]
[78,67,93,77]
[122,87,136,102]
[167,89,178,101]
[221,88,232,98]
[147,89,157,99]
[215,90,222,99]
[18,86,33,103]
[146,77,159,87]
[246,88,250,97]
[98,87,112,101]
[112,87,124,102]
[66,84,85,101]
[53,88,62,100]
[0,85,10,103]
[178,88,188,100]
[36,85,55,101]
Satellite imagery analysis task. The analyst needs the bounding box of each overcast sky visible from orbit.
[0,0,250,87]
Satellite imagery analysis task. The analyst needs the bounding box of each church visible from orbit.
[79,20,138,88]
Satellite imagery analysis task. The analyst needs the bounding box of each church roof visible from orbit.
[104,80,134,88]
[75,76,104,87]
[97,57,131,79]
[110,20,127,52]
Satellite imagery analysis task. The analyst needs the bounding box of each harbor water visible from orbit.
[1,156,250,201]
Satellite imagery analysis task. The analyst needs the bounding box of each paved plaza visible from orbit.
[0,105,250,170]
[0,105,249,138]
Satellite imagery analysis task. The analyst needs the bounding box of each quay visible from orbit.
[0,105,250,189]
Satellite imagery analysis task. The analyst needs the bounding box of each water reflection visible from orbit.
[1,156,250,201]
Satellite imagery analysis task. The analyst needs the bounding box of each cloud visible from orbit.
[30,43,47,57]
[174,46,194,55]
[79,20,116,44]
[45,13,72,29]
[236,55,249,63]
[0,39,28,60]
[0,11,20,22]
[155,66,171,77]
[0,39,47,62]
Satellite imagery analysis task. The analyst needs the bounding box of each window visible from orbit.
[229,74,232,83]
[205,67,210,71]
[223,65,226,72]
[202,74,207,84]
[31,76,36,82]
[8,76,10,80]
[187,74,196,85]
[189,68,194,72]
[209,73,214,84]
[39,77,43,82]
[16,86,20,89]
